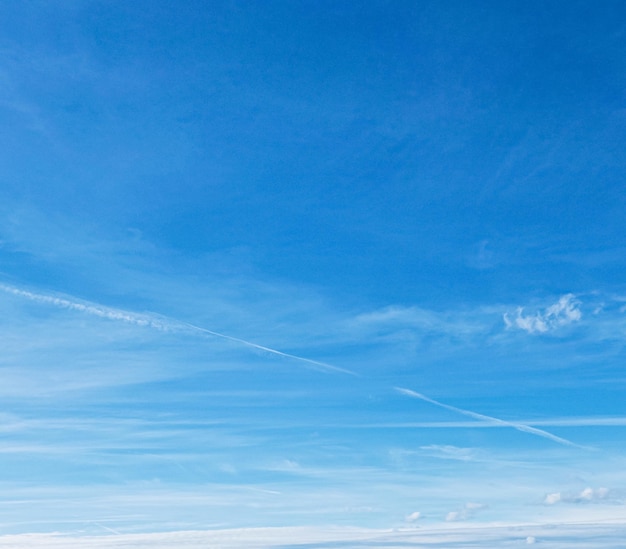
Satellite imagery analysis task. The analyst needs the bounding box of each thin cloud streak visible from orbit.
[395,387,587,449]
[0,283,356,376]
[2,522,626,548]
[323,417,626,428]
[0,282,594,449]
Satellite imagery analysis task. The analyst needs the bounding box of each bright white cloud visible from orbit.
[504,294,582,334]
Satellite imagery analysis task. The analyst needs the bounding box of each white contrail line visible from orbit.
[0,284,170,330]
[395,387,590,449]
[0,283,357,376]
[180,321,357,376]
[0,282,588,447]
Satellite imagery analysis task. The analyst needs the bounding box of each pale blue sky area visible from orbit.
[1,0,626,540]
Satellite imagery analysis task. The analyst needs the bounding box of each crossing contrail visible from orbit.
[395,387,587,449]
[1,282,587,446]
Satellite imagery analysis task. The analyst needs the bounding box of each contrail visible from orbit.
[0,282,587,446]
[0,283,356,376]
[179,320,357,376]
[0,284,170,330]
[395,387,589,449]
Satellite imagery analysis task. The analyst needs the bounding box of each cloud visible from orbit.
[580,487,609,501]
[0,523,624,548]
[405,511,421,522]
[347,304,488,343]
[445,511,461,522]
[504,294,582,334]
[544,487,610,505]
[445,502,487,522]
[544,492,561,505]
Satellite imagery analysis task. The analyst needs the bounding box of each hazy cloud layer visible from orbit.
[2,522,626,549]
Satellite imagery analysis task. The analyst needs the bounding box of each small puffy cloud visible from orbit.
[504,294,582,334]
[445,502,487,521]
[544,487,610,505]
[526,536,536,544]
[405,511,421,522]
[464,502,486,511]
[576,487,609,502]
[544,492,561,505]
[579,487,595,501]
[445,511,460,522]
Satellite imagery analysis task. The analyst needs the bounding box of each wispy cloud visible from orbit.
[445,501,487,522]
[418,445,477,462]
[347,304,489,343]
[504,294,582,334]
[3,522,626,548]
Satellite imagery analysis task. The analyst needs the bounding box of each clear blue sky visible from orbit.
[1,0,626,539]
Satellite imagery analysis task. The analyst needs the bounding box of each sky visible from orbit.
[1,0,626,545]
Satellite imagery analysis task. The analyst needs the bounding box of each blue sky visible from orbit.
[1,0,626,543]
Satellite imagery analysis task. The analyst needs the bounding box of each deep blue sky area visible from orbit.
[1,0,626,538]
[2,1,625,306]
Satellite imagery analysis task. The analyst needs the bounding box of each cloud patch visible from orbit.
[445,502,487,522]
[504,294,582,334]
[405,511,421,522]
[544,487,610,505]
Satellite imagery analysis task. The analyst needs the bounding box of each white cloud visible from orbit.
[405,511,421,522]
[575,487,610,502]
[445,511,461,522]
[504,294,582,334]
[545,487,611,505]
[544,492,561,505]
[444,502,486,522]
[464,502,486,511]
